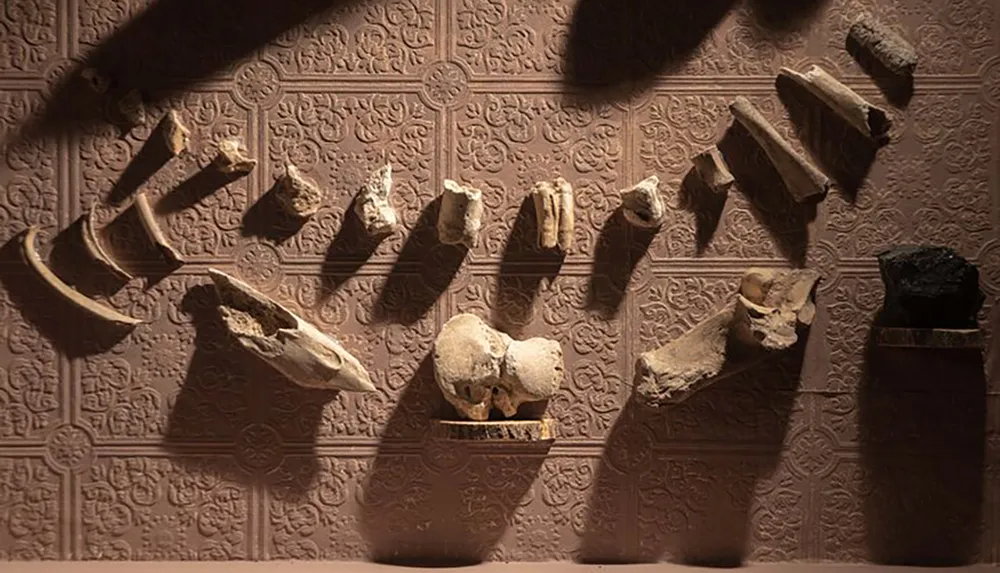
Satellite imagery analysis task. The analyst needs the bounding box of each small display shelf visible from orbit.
[430,419,557,442]
[872,327,983,349]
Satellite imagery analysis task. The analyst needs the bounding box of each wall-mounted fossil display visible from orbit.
[848,15,918,79]
[434,314,564,421]
[438,179,484,248]
[211,138,257,179]
[21,226,143,327]
[153,110,190,158]
[878,246,984,329]
[80,206,132,281]
[431,419,557,442]
[620,175,666,228]
[635,268,820,407]
[354,163,399,237]
[134,191,185,267]
[692,146,736,194]
[209,268,376,393]
[779,65,892,144]
[730,96,831,202]
[531,177,575,252]
[274,164,323,220]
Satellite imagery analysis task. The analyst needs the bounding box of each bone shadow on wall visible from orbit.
[164,285,336,497]
[360,353,550,565]
[320,197,387,298]
[578,343,806,564]
[846,34,914,108]
[679,169,729,255]
[587,207,656,319]
[859,327,986,565]
[15,0,358,145]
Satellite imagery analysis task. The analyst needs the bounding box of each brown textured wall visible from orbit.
[0,0,998,564]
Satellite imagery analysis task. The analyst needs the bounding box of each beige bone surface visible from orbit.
[620,175,666,228]
[274,164,324,219]
[437,179,484,248]
[354,163,399,237]
[211,138,257,178]
[779,65,892,144]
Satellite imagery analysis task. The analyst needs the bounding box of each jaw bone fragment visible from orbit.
[692,146,736,194]
[433,314,564,421]
[437,179,484,248]
[848,15,918,79]
[620,175,666,228]
[21,226,143,327]
[729,96,831,202]
[211,138,257,179]
[354,163,399,237]
[208,268,376,393]
[779,65,892,144]
[635,268,820,407]
[274,164,324,220]
[80,206,132,281]
[531,177,575,252]
[133,191,185,267]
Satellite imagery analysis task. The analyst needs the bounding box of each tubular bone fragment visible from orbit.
[556,178,575,251]
[692,146,736,193]
[621,175,666,228]
[134,191,185,266]
[274,164,324,219]
[21,227,142,327]
[438,179,484,248]
[209,268,375,393]
[730,96,831,202]
[354,163,399,236]
[80,207,132,281]
[848,15,918,78]
[779,65,892,144]
[211,138,257,178]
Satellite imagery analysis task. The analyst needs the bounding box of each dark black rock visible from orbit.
[877,246,984,329]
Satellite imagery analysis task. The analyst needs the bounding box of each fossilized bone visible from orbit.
[779,65,892,144]
[433,314,564,421]
[211,138,256,179]
[273,164,323,219]
[354,163,398,237]
[635,268,820,407]
[208,268,376,393]
[848,15,918,79]
[531,177,575,252]
[620,175,666,228]
[133,191,185,266]
[21,226,143,327]
[153,110,190,157]
[80,206,132,281]
[438,179,484,248]
[730,96,831,202]
[692,146,735,194]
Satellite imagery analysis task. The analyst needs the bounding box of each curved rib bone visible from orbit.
[80,207,132,281]
[134,191,185,266]
[211,138,257,178]
[779,65,891,144]
[21,227,142,327]
[209,268,376,393]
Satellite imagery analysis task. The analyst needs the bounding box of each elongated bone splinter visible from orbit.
[779,65,892,144]
[80,206,132,281]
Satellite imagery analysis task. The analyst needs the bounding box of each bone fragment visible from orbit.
[848,15,918,79]
[730,96,831,202]
[431,419,557,442]
[133,191,185,267]
[438,179,483,248]
[209,268,375,393]
[354,163,398,237]
[153,110,190,157]
[531,178,575,252]
[556,177,575,251]
[211,138,256,179]
[21,227,142,327]
[635,268,820,407]
[779,65,892,144]
[433,314,564,421]
[621,175,666,228]
[274,164,323,219]
[692,146,735,194]
[80,206,132,281]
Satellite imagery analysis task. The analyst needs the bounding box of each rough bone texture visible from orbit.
[621,175,666,228]
[877,246,984,329]
[211,138,257,178]
[431,419,557,442]
[636,268,820,407]
[209,268,375,393]
[274,164,324,219]
[153,110,190,157]
[779,65,892,144]
[354,163,399,237]
[692,146,736,193]
[531,177,575,252]
[849,15,919,78]
[437,179,484,248]
[433,314,563,421]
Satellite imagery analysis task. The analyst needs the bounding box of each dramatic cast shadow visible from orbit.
[717,122,814,266]
[240,183,308,245]
[106,114,187,206]
[320,197,385,298]
[745,0,832,34]
[360,354,549,564]
[156,166,245,214]
[859,326,986,565]
[494,196,565,336]
[102,202,180,288]
[578,343,806,564]
[48,216,130,298]
[164,284,335,497]
[679,168,729,254]
[374,197,464,326]
[587,207,655,319]
[0,232,133,357]
[846,34,915,108]
[776,73,879,202]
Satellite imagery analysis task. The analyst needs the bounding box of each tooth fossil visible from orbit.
[134,191,185,267]
[779,65,892,144]
[21,226,143,327]
[80,206,132,281]
[153,110,190,157]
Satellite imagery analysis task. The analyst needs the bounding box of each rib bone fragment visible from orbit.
[134,191,185,266]
[531,177,575,252]
[21,227,142,327]
[211,138,256,179]
[621,175,666,228]
[438,180,484,248]
[209,268,376,393]
[730,96,831,202]
[779,65,891,144]
[274,164,324,219]
[848,15,918,79]
[80,206,132,281]
[692,146,735,194]
[354,163,399,237]
[635,268,820,407]
[434,314,563,421]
